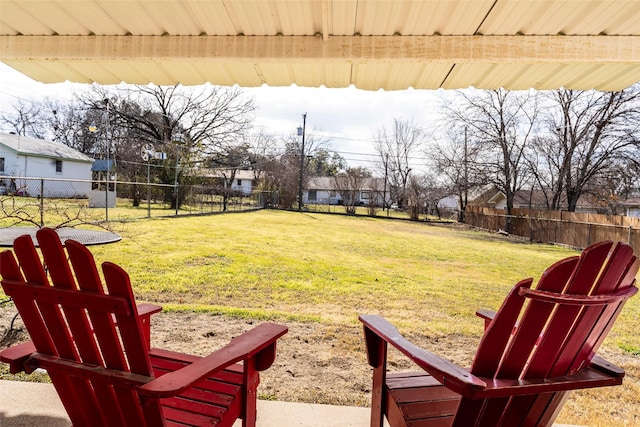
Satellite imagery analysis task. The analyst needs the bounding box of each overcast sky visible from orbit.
[0,62,446,171]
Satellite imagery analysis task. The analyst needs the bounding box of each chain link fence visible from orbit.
[301,198,457,221]
[0,175,272,227]
[0,175,458,227]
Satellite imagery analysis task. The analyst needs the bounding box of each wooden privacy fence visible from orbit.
[465,206,640,252]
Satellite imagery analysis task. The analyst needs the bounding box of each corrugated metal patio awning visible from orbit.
[1,0,639,91]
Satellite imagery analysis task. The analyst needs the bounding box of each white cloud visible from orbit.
[0,63,444,170]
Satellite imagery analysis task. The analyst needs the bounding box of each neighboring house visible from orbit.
[468,184,601,213]
[0,133,93,198]
[201,169,256,196]
[615,198,640,217]
[305,177,341,205]
[304,176,390,206]
[435,194,458,211]
[230,170,257,195]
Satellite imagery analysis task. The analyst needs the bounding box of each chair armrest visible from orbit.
[475,309,496,330]
[138,303,163,317]
[136,303,162,349]
[0,340,36,374]
[359,315,486,395]
[591,355,625,377]
[138,322,288,398]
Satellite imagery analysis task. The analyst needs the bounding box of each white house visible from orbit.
[201,169,256,195]
[228,170,256,195]
[305,176,390,206]
[0,133,94,198]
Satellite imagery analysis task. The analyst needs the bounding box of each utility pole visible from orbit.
[298,113,307,211]
[383,153,389,216]
[104,99,110,222]
[458,127,469,223]
[464,126,468,209]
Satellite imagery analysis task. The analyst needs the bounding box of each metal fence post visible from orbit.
[40,178,44,227]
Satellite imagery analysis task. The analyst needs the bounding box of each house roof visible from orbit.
[615,197,640,208]
[469,185,601,209]
[200,169,257,180]
[307,176,384,191]
[0,133,93,163]
[1,0,639,91]
[307,177,336,190]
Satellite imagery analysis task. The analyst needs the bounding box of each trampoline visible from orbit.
[0,227,122,247]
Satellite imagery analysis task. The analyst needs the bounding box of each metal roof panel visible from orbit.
[1,0,639,90]
[0,133,93,162]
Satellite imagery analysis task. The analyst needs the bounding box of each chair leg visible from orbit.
[371,362,387,427]
[243,357,259,427]
[364,329,387,427]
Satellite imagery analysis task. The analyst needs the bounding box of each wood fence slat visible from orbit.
[464,206,640,253]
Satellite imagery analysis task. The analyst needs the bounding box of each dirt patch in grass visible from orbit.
[148,312,479,406]
[1,304,639,426]
[0,303,476,406]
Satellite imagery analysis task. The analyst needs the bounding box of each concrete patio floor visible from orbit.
[0,379,374,427]
[0,379,584,427]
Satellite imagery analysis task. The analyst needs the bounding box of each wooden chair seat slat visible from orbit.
[385,373,459,403]
[162,406,223,426]
[161,394,229,416]
[150,352,244,408]
[0,228,287,427]
[361,240,637,427]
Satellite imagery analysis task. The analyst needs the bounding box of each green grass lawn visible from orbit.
[84,209,637,351]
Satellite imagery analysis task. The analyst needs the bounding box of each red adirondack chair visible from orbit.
[360,240,638,427]
[0,228,288,427]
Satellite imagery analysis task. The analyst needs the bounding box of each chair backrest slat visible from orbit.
[498,256,579,378]
[12,235,78,360]
[526,241,613,379]
[570,257,639,373]
[102,261,161,425]
[65,240,129,370]
[0,250,55,354]
[470,279,532,377]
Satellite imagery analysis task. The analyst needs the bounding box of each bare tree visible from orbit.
[259,142,301,209]
[445,89,538,232]
[419,171,454,220]
[374,118,426,209]
[430,126,486,222]
[405,174,429,220]
[79,84,256,209]
[258,132,330,209]
[586,161,634,214]
[0,98,48,138]
[207,141,253,211]
[531,87,640,211]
